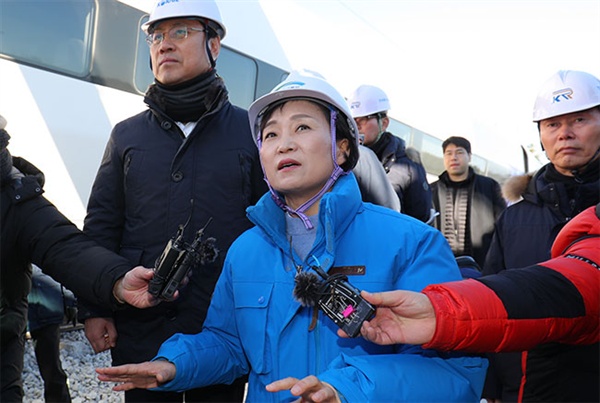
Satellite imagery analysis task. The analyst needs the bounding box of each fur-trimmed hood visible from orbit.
[502,172,534,204]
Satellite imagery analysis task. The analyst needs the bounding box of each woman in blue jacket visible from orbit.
[97,70,487,402]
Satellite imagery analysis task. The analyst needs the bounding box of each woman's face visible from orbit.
[259,100,349,211]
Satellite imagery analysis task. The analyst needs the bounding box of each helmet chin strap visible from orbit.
[374,114,385,143]
[263,108,347,230]
[205,34,216,68]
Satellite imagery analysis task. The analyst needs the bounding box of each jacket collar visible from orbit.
[246,174,363,267]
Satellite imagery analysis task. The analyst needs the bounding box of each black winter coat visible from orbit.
[483,162,599,401]
[484,164,599,274]
[1,157,132,401]
[368,132,432,222]
[431,168,506,267]
[83,100,268,365]
[1,157,131,347]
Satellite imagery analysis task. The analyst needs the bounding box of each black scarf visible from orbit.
[545,158,599,196]
[544,158,600,217]
[144,69,229,123]
[0,129,13,182]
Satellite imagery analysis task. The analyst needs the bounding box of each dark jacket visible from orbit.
[28,266,76,332]
[1,157,131,401]
[483,162,599,402]
[1,157,130,346]
[431,167,506,267]
[484,164,599,274]
[83,100,267,365]
[368,132,432,222]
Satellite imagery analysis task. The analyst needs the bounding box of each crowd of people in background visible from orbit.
[1,0,598,402]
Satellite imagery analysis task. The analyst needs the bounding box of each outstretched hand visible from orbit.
[96,360,176,392]
[266,375,340,403]
[337,290,436,345]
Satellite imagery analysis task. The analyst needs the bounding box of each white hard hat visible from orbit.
[142,0,226,39]
[248,69,359,149]
[533,70,600,122]
[347,85,391,118]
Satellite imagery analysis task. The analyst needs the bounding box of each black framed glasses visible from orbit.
[146,26,205,46]
[354,114,380,126]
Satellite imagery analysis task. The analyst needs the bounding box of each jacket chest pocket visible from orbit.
[233,282,273,375]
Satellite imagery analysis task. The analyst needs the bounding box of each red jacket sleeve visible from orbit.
[422,204,600,353]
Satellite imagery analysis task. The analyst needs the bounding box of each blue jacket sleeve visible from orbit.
[151,258,248,392]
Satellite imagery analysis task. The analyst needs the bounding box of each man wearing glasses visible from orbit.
[80,1,263,401]
[348,85,434,223]
[430,136,506,269]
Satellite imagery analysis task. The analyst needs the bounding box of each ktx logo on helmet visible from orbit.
[552,88,573,103]
[157,0,180,7]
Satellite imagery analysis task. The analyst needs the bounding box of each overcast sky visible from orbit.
[235,0,600,172]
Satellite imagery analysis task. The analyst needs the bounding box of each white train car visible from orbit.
[0,0,522,227]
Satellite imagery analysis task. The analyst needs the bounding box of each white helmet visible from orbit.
[532,70,600,122]
[248,70,359,229]
[347,85,391,118]
[142,0,226,39]
[248,69,359,150]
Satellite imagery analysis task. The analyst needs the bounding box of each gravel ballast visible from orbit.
[22,328,124,403]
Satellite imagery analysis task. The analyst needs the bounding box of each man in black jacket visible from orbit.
[431,136,506,398]
[81,1,266,401]
[0,116,158,402]
[483,70,600,402]
[348,84,433,222]
[431,136,506,268]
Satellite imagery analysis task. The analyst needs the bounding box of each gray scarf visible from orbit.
[442,186,469,255]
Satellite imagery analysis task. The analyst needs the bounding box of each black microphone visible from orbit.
[292,264,376,337]
[293,271,322,307]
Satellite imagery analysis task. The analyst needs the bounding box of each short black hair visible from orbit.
[442,136,471,154]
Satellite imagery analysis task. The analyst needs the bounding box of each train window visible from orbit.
[218,48,258,108]
[0,0,94,77]
[134,15,154,93]
[416,129,444,175]
[470,154,488,176]
[487,160,512,184]
[387,119,413,144]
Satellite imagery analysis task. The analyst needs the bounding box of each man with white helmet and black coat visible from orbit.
[482,70,600,402]
[80,0,264,401]
[348,85,433,223]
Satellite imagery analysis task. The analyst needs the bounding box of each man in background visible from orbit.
[483,70,600,402]
[348,85,433,222]
[431,136,505,268]
[28,267,77,403]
